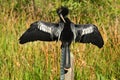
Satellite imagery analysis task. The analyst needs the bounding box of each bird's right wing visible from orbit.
[19,21,63,44]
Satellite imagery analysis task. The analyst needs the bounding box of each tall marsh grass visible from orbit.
[0,0,120,80]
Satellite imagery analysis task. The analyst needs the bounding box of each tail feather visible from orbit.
[61,46,71,70]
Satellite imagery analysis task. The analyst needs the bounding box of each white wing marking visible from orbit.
[82,26,94,35]
[37,22,52,34]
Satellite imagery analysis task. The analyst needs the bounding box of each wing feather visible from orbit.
[75,24,104,48]
[19,21,59,44]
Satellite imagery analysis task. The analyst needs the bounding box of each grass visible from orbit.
[0,0,120,80]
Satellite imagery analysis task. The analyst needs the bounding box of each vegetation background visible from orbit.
[0,0,120,80]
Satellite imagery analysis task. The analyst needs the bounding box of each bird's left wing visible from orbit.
[19,21,63,44]
[72,24,104,48]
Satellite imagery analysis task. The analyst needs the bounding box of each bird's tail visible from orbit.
[61,44,71,70]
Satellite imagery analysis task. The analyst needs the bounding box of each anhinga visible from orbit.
[19,6,104,70]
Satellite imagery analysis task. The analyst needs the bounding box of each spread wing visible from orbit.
[74,24,104,48]
[19,21,61,44]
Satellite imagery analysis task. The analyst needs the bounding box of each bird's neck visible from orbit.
[60,17,71,23]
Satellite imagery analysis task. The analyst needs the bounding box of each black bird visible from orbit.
[19,6,104,70]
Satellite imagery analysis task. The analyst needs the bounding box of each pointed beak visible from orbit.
[60,14,66,23]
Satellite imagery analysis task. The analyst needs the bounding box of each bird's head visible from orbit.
[56,6,69,22]
[57,6,69,17]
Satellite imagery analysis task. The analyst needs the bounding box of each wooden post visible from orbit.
[65,53,74,80]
